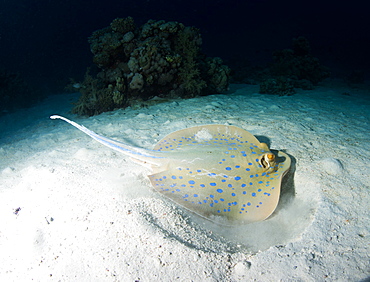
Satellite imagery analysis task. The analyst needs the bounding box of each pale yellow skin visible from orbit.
[51,116,291,225]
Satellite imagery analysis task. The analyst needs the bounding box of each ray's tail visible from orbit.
[50,115,165,166]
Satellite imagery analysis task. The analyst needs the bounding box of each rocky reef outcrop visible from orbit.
[72,17,231,116]
[259,36,330,95]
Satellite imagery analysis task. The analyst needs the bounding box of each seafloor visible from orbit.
[0,81,369,281]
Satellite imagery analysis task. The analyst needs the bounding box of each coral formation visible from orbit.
[227,37,329,96]
[259,77,295,96]
[257,36,330,95]
[270,36,330,87]
[72,17,231,116]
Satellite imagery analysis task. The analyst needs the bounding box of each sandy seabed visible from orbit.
[0,82,369,281]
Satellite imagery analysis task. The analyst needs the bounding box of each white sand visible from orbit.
[0,82,369,281]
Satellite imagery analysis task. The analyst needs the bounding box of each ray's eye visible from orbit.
[267,153,275,162]
[260,153,275,169]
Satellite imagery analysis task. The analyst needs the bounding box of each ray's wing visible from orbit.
[153,124,262,151]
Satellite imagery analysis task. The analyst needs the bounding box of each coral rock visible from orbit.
[129,73,144,90]
[72,17,231,116]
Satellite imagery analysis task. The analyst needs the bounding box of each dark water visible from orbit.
[0,0,369,113]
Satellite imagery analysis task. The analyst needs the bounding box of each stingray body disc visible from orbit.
[148,125,291,224]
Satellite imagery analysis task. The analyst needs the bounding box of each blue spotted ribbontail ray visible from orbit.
[50,115,291,225]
